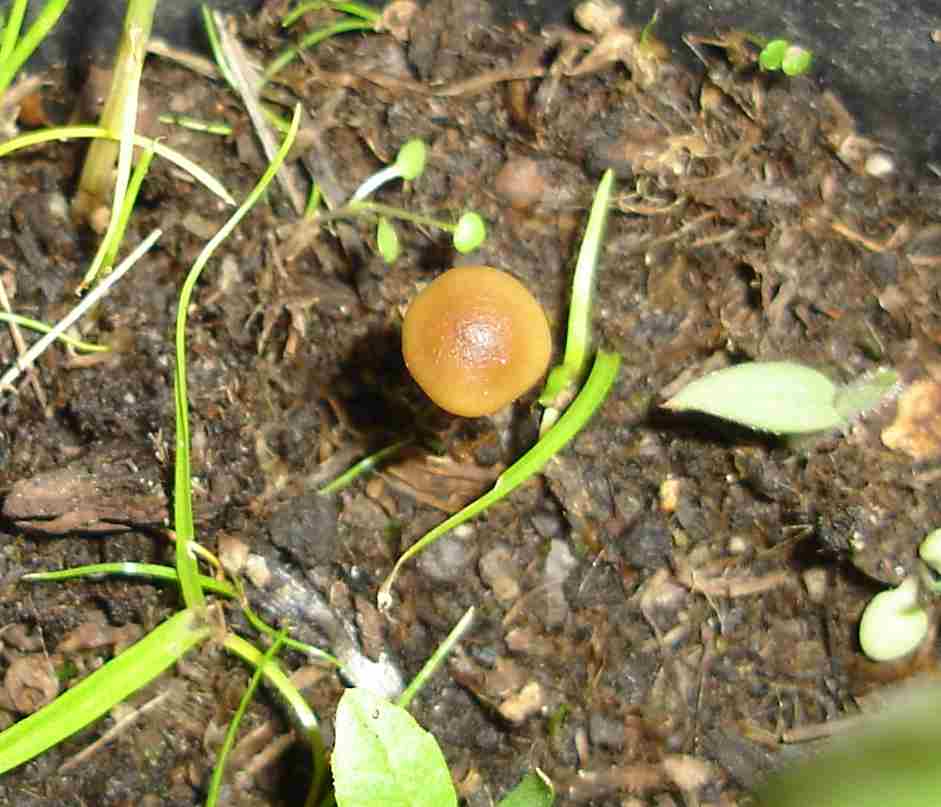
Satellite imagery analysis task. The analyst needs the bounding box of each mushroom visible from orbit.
[402,266,552,417]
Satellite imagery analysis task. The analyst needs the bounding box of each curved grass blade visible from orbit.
[223,633,328,804]
[173,104,302,610]
[378,349,621,610]
[23,562,236,597]
[0,126,235,205]
[0,608,211,775]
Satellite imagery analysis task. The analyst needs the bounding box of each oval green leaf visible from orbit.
[759,39,789,71]
[663,361,843,434]
[452,211,486,253]
[781,45,813,76]
[858,578,929,662]
[377,216,401,263]
[333,688,457,807]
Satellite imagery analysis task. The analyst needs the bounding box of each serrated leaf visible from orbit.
[663,362,843,434]
[333,688,457,807]
[497,770,555,807]
[833,367,898,422]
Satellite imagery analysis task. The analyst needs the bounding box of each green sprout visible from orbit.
[858,577,929,662]
[0,0,70,99]
[758,38,813,76]
[451,210,487,254]
[919,527,941,577]
[351,137,427,201]
[377,215,401,263]
[540,169,614,424]
[662,362,898,435]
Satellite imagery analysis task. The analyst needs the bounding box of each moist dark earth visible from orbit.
[1,1,941,804]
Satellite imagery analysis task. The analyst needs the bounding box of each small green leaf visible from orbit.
[858,578,929,662]
[781,45,812,76]
[918,528,941,575]
[497,770,555,807]
[333,688,457,807]
[663,361,843,434]
[759,38,789,71]
[395,138,427,181]
[452,211,486,253]
[377,216,401,263]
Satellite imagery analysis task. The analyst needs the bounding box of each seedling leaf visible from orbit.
[453,211,486,253]
[782,45,812,76]
[395,138,426,181]
[377,215,401,263]
[333,688,457,807]
[497,770,555,807]
[663,361,843,434]
[858,578,929,662]
[758,39,788,71]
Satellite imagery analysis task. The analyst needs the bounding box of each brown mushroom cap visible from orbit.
[402,266,552,417]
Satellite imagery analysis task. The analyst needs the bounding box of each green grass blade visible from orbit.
[0,0,27,65]
[173,104,302,610]
[23,562,236,597]
[0,312,109,352]
[0,0,69,96]
[206,631,288,807]
[223,633,328,803]
[318,438,410,494]
[264,19,374,81]
[378,349,621,610]
[0,126,235,205]
[540,169,614,407]
[0,608,211,775]
[397,607,474,710]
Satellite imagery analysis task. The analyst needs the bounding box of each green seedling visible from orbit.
[758,38,813,76]
[0,312,109,353]
[859,577,929,662]
[0,0,69,99]
[206,630,288,807]
[663,362,898,435]
[540,169,614,427]
[351,137,427,201]
[319,438,411,494]
[310,138,487,257]
[919,527,941,578]
[376,215,400,262]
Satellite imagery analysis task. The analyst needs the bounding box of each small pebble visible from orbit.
[478,546,521,603]
[498,680,545,723]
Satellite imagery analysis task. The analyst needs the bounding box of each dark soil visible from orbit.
[1,1,940,805]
